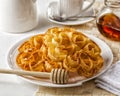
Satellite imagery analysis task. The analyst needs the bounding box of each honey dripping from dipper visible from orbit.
[97,13,120,41]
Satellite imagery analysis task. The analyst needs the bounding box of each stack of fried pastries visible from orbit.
[16,27,104,78]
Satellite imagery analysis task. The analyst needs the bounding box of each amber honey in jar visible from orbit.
[96,0,120,41]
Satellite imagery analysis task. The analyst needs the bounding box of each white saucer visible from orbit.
[47,1,95,25]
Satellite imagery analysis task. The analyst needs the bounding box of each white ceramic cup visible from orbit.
[58,0,95,18]
[0,0,38,33]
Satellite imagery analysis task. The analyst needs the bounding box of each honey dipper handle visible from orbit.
[0,68,50,78]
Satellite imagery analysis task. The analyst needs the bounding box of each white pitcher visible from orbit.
[0,0,38,33]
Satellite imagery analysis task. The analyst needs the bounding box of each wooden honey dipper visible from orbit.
[0,68,69,84]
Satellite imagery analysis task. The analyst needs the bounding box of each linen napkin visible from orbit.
[95,61,120,96]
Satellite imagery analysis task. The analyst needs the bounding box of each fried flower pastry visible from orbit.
[16,27,104,78]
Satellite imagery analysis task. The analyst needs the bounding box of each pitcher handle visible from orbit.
[81,0,95,13]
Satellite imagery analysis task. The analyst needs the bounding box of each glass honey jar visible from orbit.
[96,0,120,41]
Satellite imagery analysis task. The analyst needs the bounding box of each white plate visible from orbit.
[7,33,113,88]
[47,1,95,25]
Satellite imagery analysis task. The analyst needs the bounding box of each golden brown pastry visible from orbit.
[16,27,104,78]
